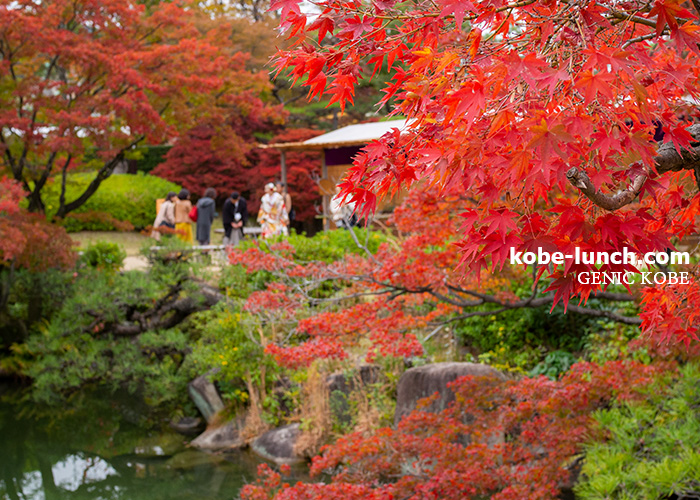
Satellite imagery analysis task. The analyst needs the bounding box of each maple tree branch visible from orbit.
[569,124,700,209]
[565,303,641,325]
[653,124,700,174]
[566,166,648,211]
[439,293,641,326]
[621,32,660,48]
[604,7,657,28]
[55,135,146,218]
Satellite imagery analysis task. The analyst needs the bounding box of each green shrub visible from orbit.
[455,304,600,372]
[286,227,387,262]
[43,172,181,231]
[22,259,202,416]
[529,350,577,379]
[79,241,126,272]
[575,362,700,500]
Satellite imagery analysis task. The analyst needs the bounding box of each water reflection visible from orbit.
[0,388,297,500]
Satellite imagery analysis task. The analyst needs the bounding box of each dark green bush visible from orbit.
[22,259,202,414]
[43,172,181,232]
[529,350,577,379]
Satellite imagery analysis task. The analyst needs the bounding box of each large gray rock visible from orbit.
[251,424,304,466]
[394,362,505,425]
[190,420,245,451]
[188,374,225,423]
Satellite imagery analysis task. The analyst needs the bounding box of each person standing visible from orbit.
[258,182,288,239]
[151,191,177,240]
[174,188,194,243]
[222,191,248,246]
[196,187,216,245]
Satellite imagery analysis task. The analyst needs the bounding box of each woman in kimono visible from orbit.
[257,183,288,239]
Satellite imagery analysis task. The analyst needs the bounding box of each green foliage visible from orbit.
[219,264,274,299]
[20,260,203,416]
[583,324,645,364]
[127,144,172,174]
[456,304,599,372]
[576,362,700,500]
[189,305,263,382]
[79,241,126,272]
[0,268,75,350]
[285,228,386,262]
[454,290,639,373]
[42,172,181,231]
[529,350,577,379]
[188,304,278,407]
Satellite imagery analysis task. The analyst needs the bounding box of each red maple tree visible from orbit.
[0,177,75,271]
[267,0,700,345]
[240,356,672,500]
[0,0,269,218]
[151,89,286,201]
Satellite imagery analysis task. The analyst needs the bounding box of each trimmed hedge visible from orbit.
[43,173,181,232]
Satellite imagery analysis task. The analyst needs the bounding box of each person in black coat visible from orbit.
[222,191,248,246]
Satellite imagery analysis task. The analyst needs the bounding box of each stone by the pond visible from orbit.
[188,374,225,423]
[251,424,305,466]
[170,416,205,435]
[394,362,505,425]
[190,420,245,451]
[133,432,186,457]
[166,449,226,469]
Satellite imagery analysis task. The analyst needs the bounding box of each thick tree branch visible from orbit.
[566,166,648,211]
[93,279,223,338]
[55,135,145,218]
[568,124,700,210]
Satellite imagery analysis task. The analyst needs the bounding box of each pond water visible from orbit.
[0,386,299,500]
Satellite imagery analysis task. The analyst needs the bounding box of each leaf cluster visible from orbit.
[20,261,205,415]
[576,362,700,500]
[79,241,127,273]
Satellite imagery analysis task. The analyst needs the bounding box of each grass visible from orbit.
[70,231,151,256]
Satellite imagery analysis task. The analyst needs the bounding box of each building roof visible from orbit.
[260,119,408,150]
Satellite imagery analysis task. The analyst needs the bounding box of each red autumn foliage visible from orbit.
[230,181,641,371]
[267,0,700,346]
[0,0,273,217]
[0,178,76,272]
[241,357,671,500]
[152,90,286,202]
